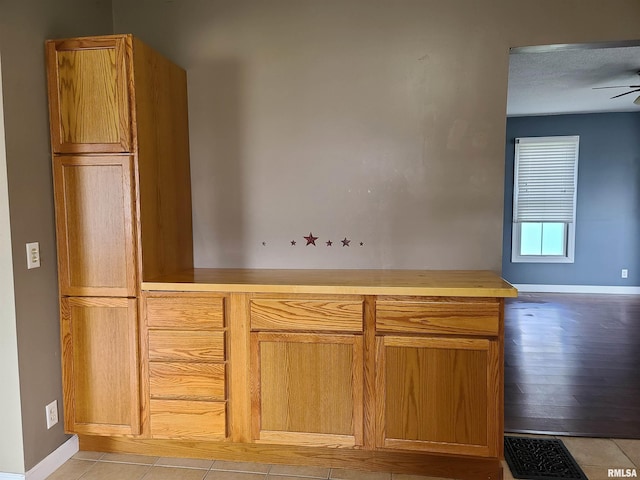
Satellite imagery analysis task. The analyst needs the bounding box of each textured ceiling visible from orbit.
[507,46,640,117]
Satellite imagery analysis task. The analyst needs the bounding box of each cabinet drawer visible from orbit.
[251,299,363,332]
[149,362,225,400]
[148,331,225,362]
[146,296,224,329]
[376,300,499,336]
[150,399,226,439]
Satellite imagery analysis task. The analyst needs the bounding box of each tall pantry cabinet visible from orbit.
[45,35,193,435]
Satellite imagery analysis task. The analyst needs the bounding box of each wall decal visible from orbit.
[341,237,351,247]
[326,240,333,246]
[360,242,364,246]
[304,232,318,246]
[291,240,297,246]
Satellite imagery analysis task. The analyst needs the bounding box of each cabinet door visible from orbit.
[375,336,500,457]
[251,332,363,447]
[46,36,131,153]
[53,155,137,297]
[61,297,140,435]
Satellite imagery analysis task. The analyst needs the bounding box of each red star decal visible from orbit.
[341,237,351,247]
[304,232,318,246]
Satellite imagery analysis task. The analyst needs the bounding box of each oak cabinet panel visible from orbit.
[376,299,499,336]
[251,332,363,447]
[150,399,226,439]
[149,362,225,400]
[53,155,137,297]
[146,295,225,329]
[148,331,225,362]
[250,298,363,332]
[375,336,500,457]
[46,36,131,153]
[61,297,139,435]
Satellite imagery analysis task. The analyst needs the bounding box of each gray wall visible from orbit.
[0,1,113,471]
[0,50,25,475]
[502,112,640,286]
[112,0,640,271]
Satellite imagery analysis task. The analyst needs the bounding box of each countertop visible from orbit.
[142,269,517,297]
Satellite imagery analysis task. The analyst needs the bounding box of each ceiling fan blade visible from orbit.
[593,85,631,89]
[610,89,640,99]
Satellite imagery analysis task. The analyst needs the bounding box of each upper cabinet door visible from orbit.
[46,36,132,153]
[53,155,138,297]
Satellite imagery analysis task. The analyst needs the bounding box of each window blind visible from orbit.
[513,136,579,223]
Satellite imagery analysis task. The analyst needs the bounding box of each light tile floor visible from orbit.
[46,436,640,480]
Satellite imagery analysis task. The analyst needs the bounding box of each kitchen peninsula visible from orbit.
[86,268,515,480]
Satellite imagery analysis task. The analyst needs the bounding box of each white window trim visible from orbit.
[511,135,579,264]
[511,222,575,263]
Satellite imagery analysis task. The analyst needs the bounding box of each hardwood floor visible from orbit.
[504,293,640,438]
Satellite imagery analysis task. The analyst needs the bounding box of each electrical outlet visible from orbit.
[45,400,58,429]
[26,242,40,269]
[621,269,629,279]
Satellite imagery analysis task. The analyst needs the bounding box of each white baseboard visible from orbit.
[514,284,640,295]
[24,435,78,480]
[0,474,25,480]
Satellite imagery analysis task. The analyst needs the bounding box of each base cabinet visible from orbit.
[374,336,500,457]
[251,332,364,447]
[60,297,140,435]
[79,273,515,480]
[143,293,228,440]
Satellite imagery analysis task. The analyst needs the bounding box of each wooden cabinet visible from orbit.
[60,297,139,435]
[46,34,193,437]
[249,296,364,447]
[46,33,193,292]
[46,36,131,154]
[251,332,364,447]
[374,297,502,457]
[53,155,137,297]
[81,271,515,480]
[143,293,228,440]
[375,336,500,457]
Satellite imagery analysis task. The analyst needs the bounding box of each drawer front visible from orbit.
[150,399,226,439]
[251,299,363,332]
[149,362,225,400]
[376,300,499,336]
[146,296,224,329]
[148,331,225,362]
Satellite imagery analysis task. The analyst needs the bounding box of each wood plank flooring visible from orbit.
[504,293,640,438]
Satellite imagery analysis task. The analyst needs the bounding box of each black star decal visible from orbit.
[359,242,364,246]
[262,241,267,246]
[341,237,351,247]
[291,240,297,246]
[304,232,318,246]
[326,240,333,246]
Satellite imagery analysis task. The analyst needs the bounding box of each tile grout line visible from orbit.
[611,438,639,469]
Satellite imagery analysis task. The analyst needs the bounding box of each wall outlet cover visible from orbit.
[46,400,58,429]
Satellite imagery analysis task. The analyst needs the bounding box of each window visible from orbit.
[511,136,579,263]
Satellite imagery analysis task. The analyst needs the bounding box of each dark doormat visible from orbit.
[504,436,588,480]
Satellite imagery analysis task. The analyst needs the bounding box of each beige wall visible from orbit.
[113,0,640,271]
[0,1,113,470]
[0,50,25,476]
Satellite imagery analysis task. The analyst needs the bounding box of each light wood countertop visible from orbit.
[142,269,517,297]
